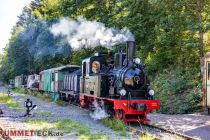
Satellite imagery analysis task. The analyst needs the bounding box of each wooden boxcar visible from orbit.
[202,52,210,114]
[39,65,80,100]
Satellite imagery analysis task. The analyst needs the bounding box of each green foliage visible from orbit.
[152,66,202,114]
[36,111,52,116]
[0,93,20,108]
[26,118,109,139]
[102,118,125,131]
[54,118,109,139]
[12,87,26,94]
[102,118,128,136]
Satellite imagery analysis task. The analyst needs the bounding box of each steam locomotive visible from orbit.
[61,41,160,122]
[14,41,160,122]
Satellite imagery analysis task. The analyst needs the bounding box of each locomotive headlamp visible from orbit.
[149,89,155,96]
[120,89,126,96]
[134,58,141,64]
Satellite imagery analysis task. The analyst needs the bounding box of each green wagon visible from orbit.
[39,65,80,100]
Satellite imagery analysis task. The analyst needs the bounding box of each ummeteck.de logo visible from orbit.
[0,129,64,137]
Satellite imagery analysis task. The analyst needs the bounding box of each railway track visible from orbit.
[67,102,198,139]
[129,122,199,140]
[0,122,15,140]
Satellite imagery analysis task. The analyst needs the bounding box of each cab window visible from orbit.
[92,61,100,73]
[83,62,86,75]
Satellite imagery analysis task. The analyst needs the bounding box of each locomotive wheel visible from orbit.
[115,109,124,120]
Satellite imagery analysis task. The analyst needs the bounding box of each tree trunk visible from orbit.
[197,0,204,57]
[197,0,204,82]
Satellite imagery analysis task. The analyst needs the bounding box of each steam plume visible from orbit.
[50,16,134,50]
[90,100,109,120]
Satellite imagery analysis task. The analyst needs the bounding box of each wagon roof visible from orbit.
[39,65,80,73]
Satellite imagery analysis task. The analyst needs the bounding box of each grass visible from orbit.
[140,134,156,140]
[102,118,125,131]
[102,118,128,136]
[25,119,53,130]
[11,87,26,94]
[31,91,66,106]
[33,92,66,106]
[54,118,108,139]
[0,93,20,107]
[36,111,52,116]
[32,92,48,100]
[12,107,25,110]
[102,118,156,139]
[55,100,66,106]
[25,118,109,139]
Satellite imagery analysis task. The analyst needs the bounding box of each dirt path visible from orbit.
[148,113,210,140]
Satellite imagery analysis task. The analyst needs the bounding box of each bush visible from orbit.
[151,65,202,114]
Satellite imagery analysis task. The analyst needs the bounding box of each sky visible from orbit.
[0,0,32,54]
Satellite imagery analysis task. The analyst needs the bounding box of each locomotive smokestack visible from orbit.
[126,41,136,66]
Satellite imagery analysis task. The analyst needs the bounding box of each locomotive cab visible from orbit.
[80,54,113,97]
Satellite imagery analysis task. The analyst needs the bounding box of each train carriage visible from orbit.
[14,74,28,88]
[202,52,210,114]
[27,74,40,91]
[39,65,80,100]
[60,69,81,103]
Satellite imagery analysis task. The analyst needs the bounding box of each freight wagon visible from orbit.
[39,65,80,100]
[60,69,81,103]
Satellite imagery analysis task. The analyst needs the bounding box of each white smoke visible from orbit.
[50,16,134,50]
[89,100,109,120]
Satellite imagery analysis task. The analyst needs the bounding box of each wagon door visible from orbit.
[207,62,210,107]
[39,74,43,90]
[51,72,56,92]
